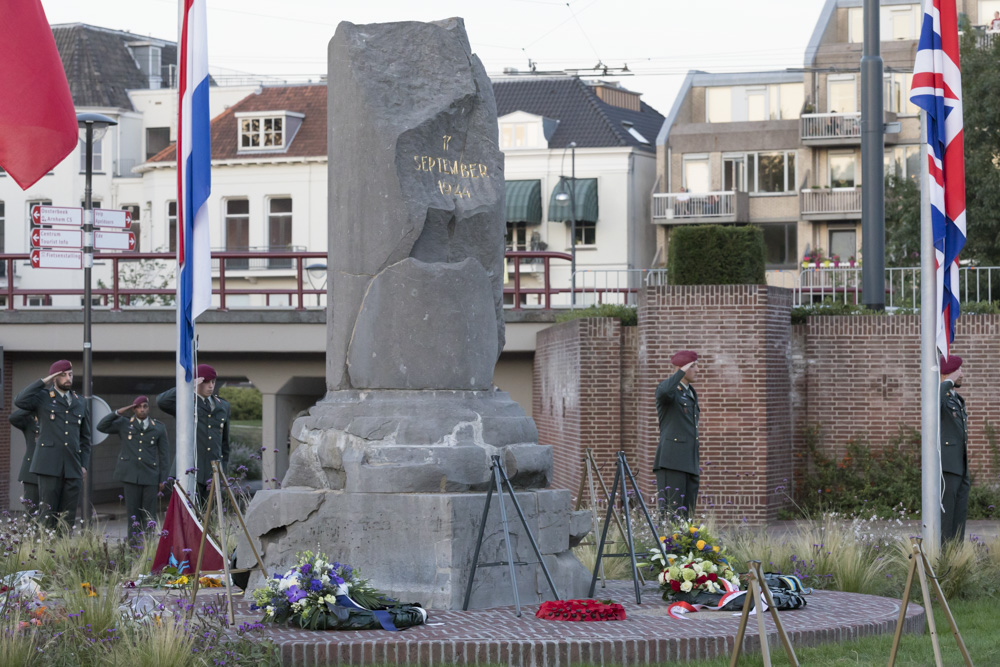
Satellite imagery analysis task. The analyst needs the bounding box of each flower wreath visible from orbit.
[535,599,626,622]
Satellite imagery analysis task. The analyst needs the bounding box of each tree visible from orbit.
[960,23,1000,266]
[884,174,920,267]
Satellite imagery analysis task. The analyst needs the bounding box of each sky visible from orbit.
[40,0,830,118]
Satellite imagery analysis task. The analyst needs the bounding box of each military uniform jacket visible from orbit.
[15,379,92,479]
[940,380,968,475]
[10,409,40,484]
[654,369,701,475]
[156,388,230,485]
[97,413,172,485]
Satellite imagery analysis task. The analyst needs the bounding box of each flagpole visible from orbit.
[175,0,196,497]
[919,108,941,548]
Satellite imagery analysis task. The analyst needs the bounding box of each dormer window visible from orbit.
[236,111,304,153]
[498,111,559,150]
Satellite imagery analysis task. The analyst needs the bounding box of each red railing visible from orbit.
[1,250,577,312]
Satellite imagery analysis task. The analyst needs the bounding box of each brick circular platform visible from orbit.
[183,580,925,666]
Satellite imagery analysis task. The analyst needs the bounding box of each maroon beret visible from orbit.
[49,359,72,374]
[132,395,149,407]
[197,364,217,382]
[940,355,963,375]
[671,350,698,367]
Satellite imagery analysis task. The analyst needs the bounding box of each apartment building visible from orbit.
[652,0,994,286]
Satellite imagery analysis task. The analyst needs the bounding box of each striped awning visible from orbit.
[548,177,598,223]
[505,180,542,224]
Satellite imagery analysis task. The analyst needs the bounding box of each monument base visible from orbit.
[237,488,592,609]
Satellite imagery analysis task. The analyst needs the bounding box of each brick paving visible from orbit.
[166,579,924,666]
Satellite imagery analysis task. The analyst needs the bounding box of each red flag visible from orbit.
[0,0,78,190]
[152,492,225,574]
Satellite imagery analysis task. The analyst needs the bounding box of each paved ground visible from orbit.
[150,579,923,666]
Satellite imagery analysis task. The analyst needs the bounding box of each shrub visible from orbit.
[218,386,262,420]
[555,304,637,326]
[229,441,263,481]
[667,225,765,285]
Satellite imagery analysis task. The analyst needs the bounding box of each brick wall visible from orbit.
[535,285,794,525]
[534,318,629,501]
[794,315,1000,482]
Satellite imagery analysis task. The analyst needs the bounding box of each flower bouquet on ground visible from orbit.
[250,550,427,631]
[642,521,742,605]
[536,599,626,622]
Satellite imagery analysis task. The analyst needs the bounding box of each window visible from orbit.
[829,153,857,188]
[267,197,292,269]
[146,127,171,160]
[739,151,796,193]
[829,229,858,261]
[506,222,529,251]
[850,5,921,42]
[501,123,537,149]
[746,88,767,122]
[79,137,104,172]
[706,87,732,123]
[573,221,596,247]
[777,83,804,120]
[761,223,798,269]
[884,72,918,115]
[122,205,140,249]
[225,199,250,270]
[723,155,746,191]
[828,75,857,113]
[240,117,283,148]
[682,155,710,192]
[984,1,1000,27]
[167,201,177,253]
[80,199,102,209]
[885,146,921,181]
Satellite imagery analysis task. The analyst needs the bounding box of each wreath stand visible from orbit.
[588,450,664,604]
[729,560,799,666]
[574,448,645,588]
[463,455,560,617]
[186,461,269,624]
[887,537,972,667]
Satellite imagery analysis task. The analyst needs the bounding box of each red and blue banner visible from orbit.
[178,0,212,380]
[909,0,966,356]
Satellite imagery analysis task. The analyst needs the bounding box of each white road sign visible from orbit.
[93,208,132,229]
[30,228,83,249]
[94,230,136,251]
[30,249,83,270]
[31,205,83,227]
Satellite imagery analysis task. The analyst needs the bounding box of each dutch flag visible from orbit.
[178,0,212,380]
[909,0,966,356]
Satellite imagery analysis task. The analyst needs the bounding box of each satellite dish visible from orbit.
[90,395,112,445]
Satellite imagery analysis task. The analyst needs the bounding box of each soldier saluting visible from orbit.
[9,408,40,509]
[654,350,701,519]
[15,359,91,530]
[156,364,230,504]
[940,354,970,543]
[97,395,172,534]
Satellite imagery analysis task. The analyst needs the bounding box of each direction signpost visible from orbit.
[93,208,132,229]
[31,205,83,227]
[30,228,83,249]
[93,230,136,251]
[30,249,83,269]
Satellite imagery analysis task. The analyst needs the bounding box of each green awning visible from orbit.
[547,177,599,223]
[505,179,542,224]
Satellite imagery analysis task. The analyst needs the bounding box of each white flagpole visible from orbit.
[919,108,941,548]
[175,0,196,497]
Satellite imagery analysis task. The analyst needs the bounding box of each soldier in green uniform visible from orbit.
[940,354,970,543]
[14,360,91,530]
[156,364,230,504]
[655,350,700,519]
[97,395,172,534]
[9,408,40,509]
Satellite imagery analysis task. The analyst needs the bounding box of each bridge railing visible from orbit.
[2,249,615,312]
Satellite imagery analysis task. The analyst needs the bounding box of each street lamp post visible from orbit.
[77,112,117,526]
[555,142,578,306]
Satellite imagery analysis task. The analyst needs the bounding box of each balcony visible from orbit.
[212,245,306,271]
[651,191,750,224]
[801,112,898,146]
[800,187,862,220]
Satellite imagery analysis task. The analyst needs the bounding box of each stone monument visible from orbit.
[237,17,590,609]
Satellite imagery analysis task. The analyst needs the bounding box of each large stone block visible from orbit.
[347,258,498,390]
[327,17,506,391]
[237,489,591,609]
